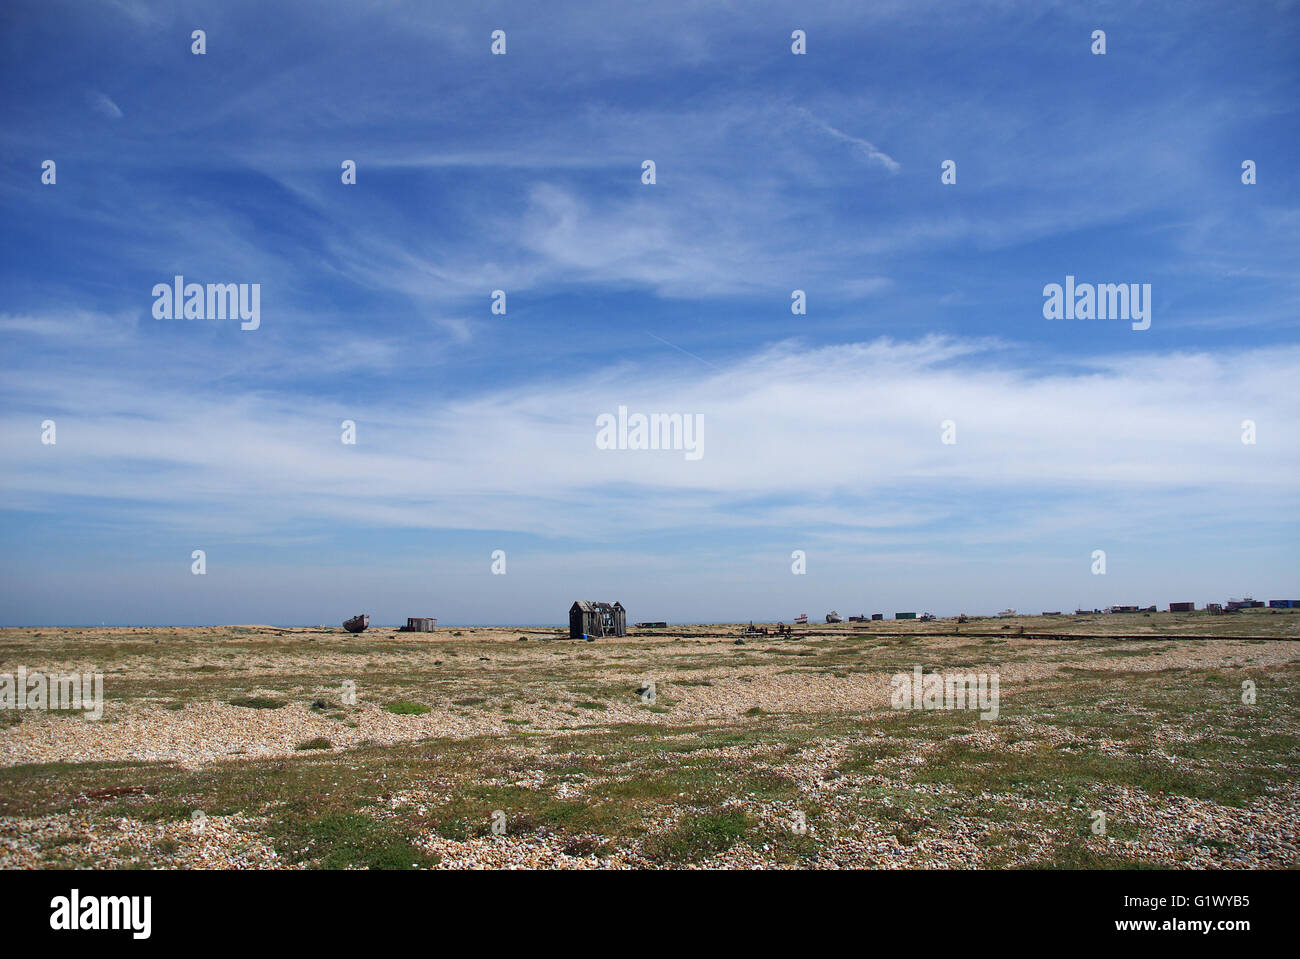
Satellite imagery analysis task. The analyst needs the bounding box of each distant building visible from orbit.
[871,613,884,621]
[1169,602,1194,613]
[895,612,916,620]
[569,601,626,639]
[401,617,437,632]
[1269,600,1299,609]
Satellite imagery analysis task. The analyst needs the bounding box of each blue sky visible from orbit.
[1,0,1297,625]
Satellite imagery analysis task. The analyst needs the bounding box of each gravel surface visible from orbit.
[1,619,1296,869]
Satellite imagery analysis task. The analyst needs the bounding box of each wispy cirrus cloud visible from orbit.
[86,90,123,119]
[794,107,900,173]
[3,331,1295,540]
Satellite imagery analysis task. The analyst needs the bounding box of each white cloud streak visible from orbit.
[2,332,1295,545]
[794,107,901,173]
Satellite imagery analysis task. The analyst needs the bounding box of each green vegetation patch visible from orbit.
[641,808,753,863]
[228,696,287,710]
[385,701,432,715]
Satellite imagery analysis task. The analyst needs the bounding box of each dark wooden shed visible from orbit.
[569,601,626,639]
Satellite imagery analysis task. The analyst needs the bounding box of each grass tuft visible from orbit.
[385,700,432,715]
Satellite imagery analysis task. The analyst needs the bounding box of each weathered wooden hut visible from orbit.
[569,601,626,639]
[402,617,437,632]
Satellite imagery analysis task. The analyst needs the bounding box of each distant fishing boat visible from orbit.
[794,613,808,625]
[342,614,370,633]
[825,610,842,624]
